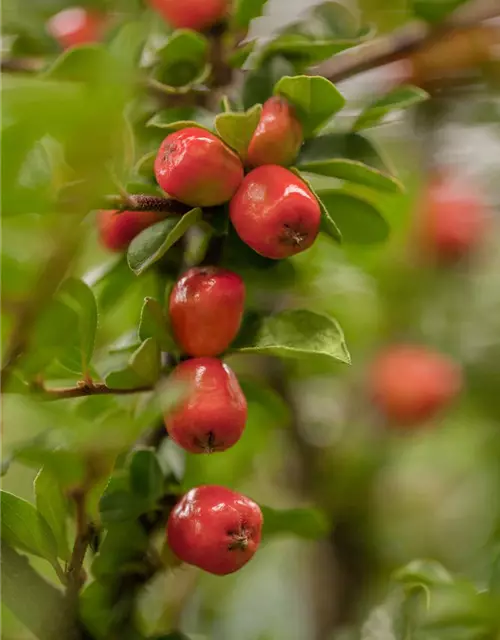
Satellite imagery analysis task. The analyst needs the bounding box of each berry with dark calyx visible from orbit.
[98,209,165,253]
[167,485,263,575]
[229,165,321,259]
[155,128,244,208]
[247,97,303,168]
[417,170,488,263]
[169,267,245,357]
[148,0,228,32]
[165,358,247,453]
[46,7,106,49]
[369,345,462,426]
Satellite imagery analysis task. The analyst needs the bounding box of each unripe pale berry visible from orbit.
[148,0,228,31]
[369,345,462,426]
[155,128,244,208]
[98,210,165,253]
[417,171,488,262]
[230,165,321,259]
[167,485,263,575]
[169,267,245,357]
[46,7,106,50]
[165,358,247,453]
[247,97,303,168]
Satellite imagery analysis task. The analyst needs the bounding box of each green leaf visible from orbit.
[58,278,98,375]
[91,521,149,580]
[393,559,454,589]
[313,189,390,244]
[1,491,59,565]
[228,41,256,68]
[129,338,161,385]
[232,0,269,28]
[134,151,156,179]
[261,506,330,539]
[44,44,117,84]
[293,169,341,243]
[353,85,429,131]
[274,75,345,137]
[215,104,262,159]
[231,309,350,363]
[301,1,362,39]
[104,367,150,390]
[139,297,177,352]
[34,467,70,562]
[264,35,360,68]
[147,108,215,132]
[108,20,147,72]
[129,448,164,501]
[155,29,209,88]
[297,158,402,193]
[127,208,202,275]
[413,0,467,23]
[99,491,151,526]
[242,55,295,110]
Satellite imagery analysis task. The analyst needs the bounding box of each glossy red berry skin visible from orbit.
[47,7,106,49]
[149,0,228,31]
[247,97,303,168]
[418,172,488,262]
[167,485,263,575]
[98,210,165,253]
[369,345,462,426]
[165,358,247,453]
[169,267,245,357]
[155,128,243,208]
[230,165,321,259]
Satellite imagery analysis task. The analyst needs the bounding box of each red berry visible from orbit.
[46,7,106,49]
[417,171,488,262]
[230,165,321,259]
[98,209,165,253]
[169,267,245,357]
[369,345,462,426]
[155,128,244,208]
[148,0,228,31]
[167,485,263,575]
[165,358,247,453]
[247,97,303,168]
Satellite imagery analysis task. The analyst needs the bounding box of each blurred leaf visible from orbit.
[314,189,390,244]
[261,506,330,539]
[130,338,161,384]
[264,36,360,68]
[44,44,117,84]
[129,448,164,501]
[34,467,70,562]
[393,559,454,589]
[127,209,202,275]
[297,158,402,193]
[147,108,215,132]
[215,104,262,159]
[155,29,208,88]
[274,75,345,137]
[231,309,351,363]
[1,491,59,565]
[99,490,151,526]
[228,40,256,68]
[232,0,269,28]
[300,1,361,39]
[135,151,157,180]
[294,170,342,242]
[58,278,98,375]
[108,20,147,72]
[91,520,149,580]
[139,297,177,352]
[80,580,113,639]
[413,0,467,23]
[242,55,295,110]
[353,85,429,131]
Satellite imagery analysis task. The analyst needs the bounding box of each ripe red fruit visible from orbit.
[155,128,243,208]
[165,358,247,453]
[369,345,462,426]
[169,267,245,357]
[167,485,263,575]
[46,7,106,49]
[98,209,164,253]
[247,97,303,168]
[149,0,228,31]
[417,171,488,262]
[230,165,321,259]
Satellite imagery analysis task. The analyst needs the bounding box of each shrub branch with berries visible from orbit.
[1,0,499,639]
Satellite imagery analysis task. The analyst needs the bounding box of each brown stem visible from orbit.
[65,490,90,606]
[312,0,500,83]
[99,194,192,215]
[30,380,154,400]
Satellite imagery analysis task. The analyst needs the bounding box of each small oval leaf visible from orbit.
[297,158,402,193]
[353,85,429,131]
[215,104,262,159]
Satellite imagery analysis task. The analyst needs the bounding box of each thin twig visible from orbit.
[103,194,191,214]
[66,490,90,604]
[312,0,500,83]
[35,381,154,400]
